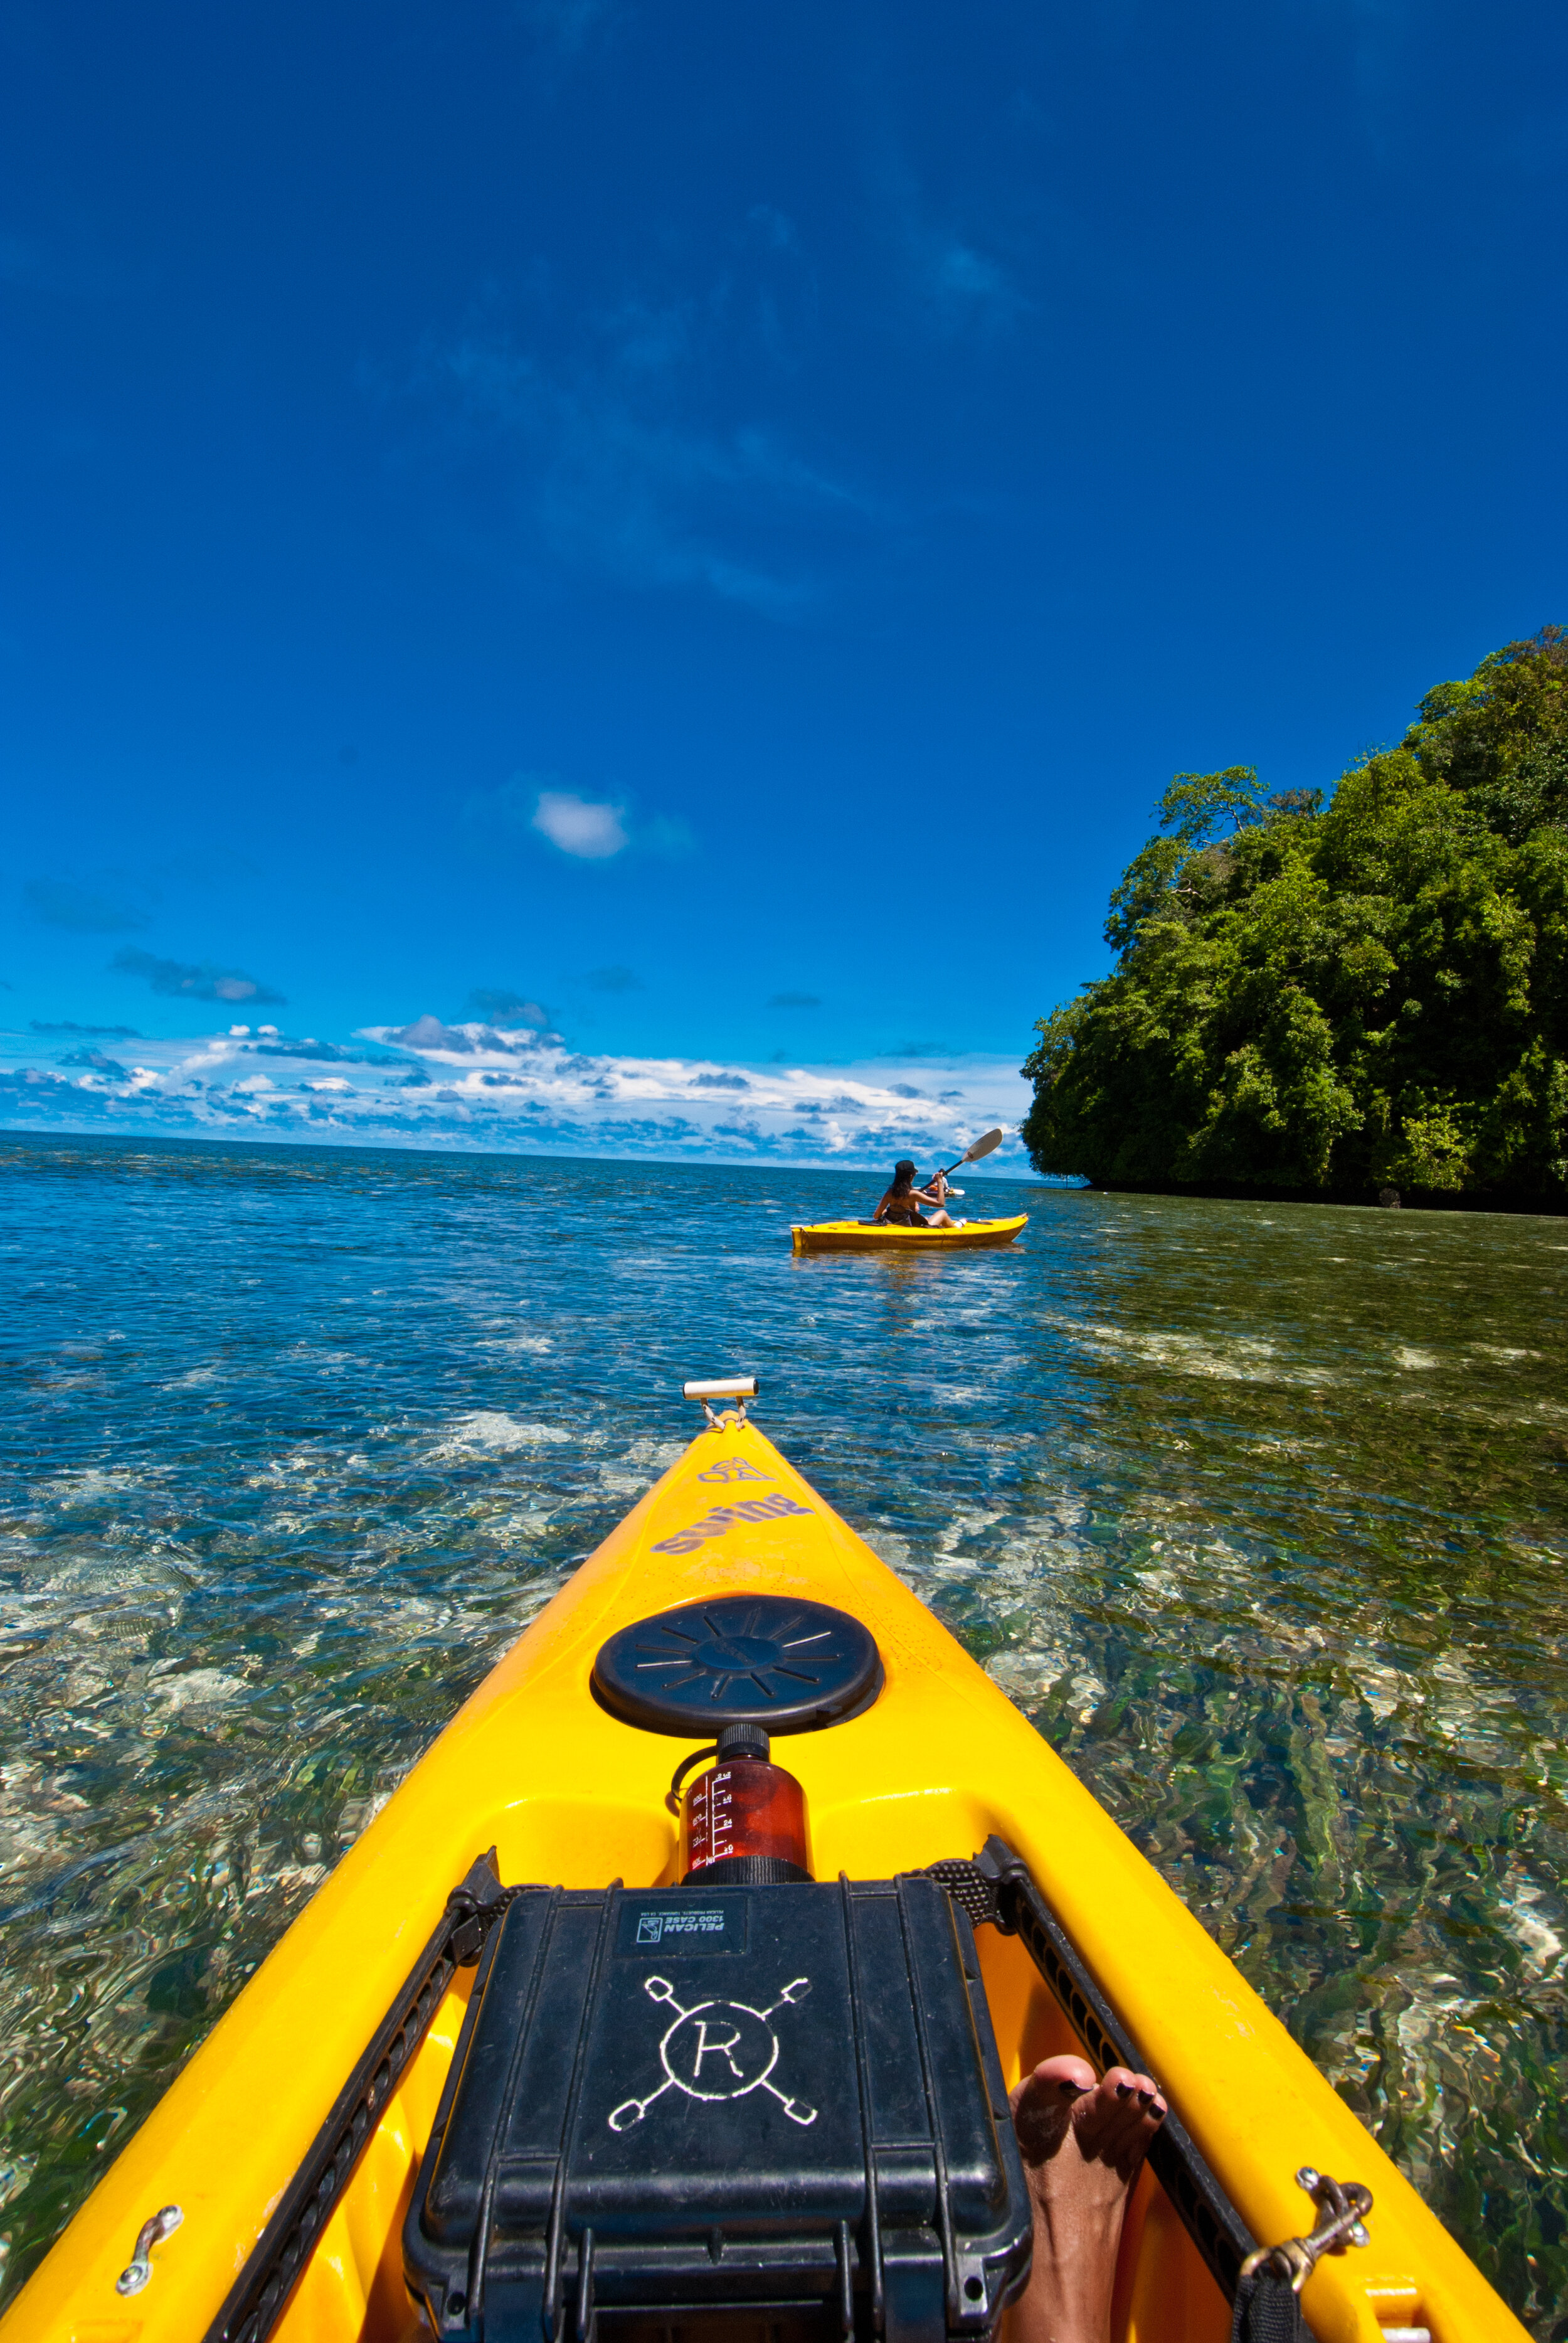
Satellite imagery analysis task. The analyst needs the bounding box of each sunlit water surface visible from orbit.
[1,1135,1565,2333]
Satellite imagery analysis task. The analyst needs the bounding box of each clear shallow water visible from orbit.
[1,1134,1565,2334]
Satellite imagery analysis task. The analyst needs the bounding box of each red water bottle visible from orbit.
[672,1723,812,1884]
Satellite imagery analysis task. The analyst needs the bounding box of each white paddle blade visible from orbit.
[962,1127,1004,1165]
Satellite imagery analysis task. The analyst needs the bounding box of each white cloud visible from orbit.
[531,790,629,859]
[403,220,876,619]
[0,1017,1043,1175]
[385,1013,557,1053]
[465,775,692,864]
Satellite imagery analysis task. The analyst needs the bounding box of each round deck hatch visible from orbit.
[592,1596,881,1734]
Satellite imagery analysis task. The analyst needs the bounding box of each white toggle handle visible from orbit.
[682,1376,759,1427]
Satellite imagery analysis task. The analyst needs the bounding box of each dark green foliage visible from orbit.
[1023,630,1568,1201]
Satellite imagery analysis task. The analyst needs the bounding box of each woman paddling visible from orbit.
[872,1157,956,1228]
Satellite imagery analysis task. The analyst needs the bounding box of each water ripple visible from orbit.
[0,1134,1564,2332]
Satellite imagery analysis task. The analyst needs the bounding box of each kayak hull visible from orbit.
[4,1416,1527,2343]
[792,1213,1027,1253]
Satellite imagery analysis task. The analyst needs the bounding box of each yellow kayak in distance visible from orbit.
[792,1214,1028,1255]
[6,1386,1525,2343]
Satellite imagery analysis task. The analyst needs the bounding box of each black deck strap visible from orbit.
[837,1874,886,2334]
[541,1888,620,2343]
[923,1840,1263,2315]
[201,1849,517,2343]
[1231,2270,1308,2342]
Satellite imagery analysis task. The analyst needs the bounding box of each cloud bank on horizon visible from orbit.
[0,1014,1038,1172]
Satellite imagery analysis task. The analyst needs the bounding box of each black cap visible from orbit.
[716,1721,771,1763]
[593,1596,882,1735]
[894,1158,917,1177]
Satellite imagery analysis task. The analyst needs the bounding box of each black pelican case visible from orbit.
[402,1876,1032,2343]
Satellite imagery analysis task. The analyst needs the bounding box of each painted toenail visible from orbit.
[1057,2080,1088,2096]
[1115,2083,1133,2099]
[1137,2089,1154,2104]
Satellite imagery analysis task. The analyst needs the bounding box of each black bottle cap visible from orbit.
[716,1722,770,1763]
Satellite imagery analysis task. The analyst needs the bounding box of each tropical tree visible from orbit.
[1022,630,1568,1202]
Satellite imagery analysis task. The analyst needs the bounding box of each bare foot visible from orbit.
[1008,2053,1167,2343]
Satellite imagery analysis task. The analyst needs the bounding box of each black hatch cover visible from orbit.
[591,1595,881,1733]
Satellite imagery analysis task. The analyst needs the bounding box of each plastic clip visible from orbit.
[444,1847,508,1965]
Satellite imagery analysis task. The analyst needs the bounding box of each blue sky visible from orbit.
[3,0,1565,1165]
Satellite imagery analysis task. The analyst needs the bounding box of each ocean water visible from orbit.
[1,1133,1565,2334]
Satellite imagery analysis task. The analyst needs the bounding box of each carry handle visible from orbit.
[682,1375,759,1426]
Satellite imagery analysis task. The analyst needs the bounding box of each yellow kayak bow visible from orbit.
[5,1406,1523,2343]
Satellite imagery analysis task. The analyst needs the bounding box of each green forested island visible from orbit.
[1022,630,1568,1206]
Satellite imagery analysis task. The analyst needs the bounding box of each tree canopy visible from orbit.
[1022,630,1568,1203]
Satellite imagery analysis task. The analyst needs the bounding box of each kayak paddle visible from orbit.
[936,1127,1004,1181]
